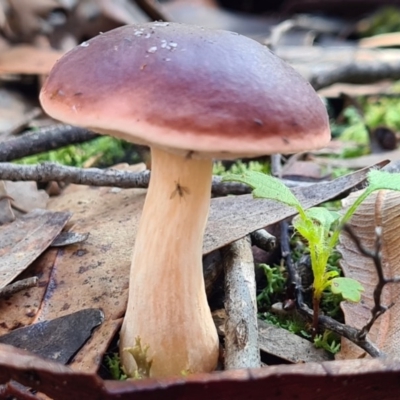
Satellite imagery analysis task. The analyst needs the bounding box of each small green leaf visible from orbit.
[222,171,302,211]
[367,170,400,192]
[304,208,340,232]
[330,277,364,302]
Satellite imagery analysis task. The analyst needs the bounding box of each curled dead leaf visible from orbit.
[337,190,400,359]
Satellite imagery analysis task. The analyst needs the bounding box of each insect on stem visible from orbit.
[170,180,190,200]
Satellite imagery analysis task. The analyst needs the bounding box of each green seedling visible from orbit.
[314,331,341,354]
[223,169,400,333]
[105,353,127,380]
[256,263,286,307]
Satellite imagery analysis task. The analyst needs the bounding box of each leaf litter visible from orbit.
[338,189,400,359]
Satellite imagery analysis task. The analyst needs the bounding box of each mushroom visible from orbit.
[39,22,330,378]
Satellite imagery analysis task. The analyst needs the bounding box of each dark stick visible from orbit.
[0,162,251,196]
[0,125,98,162]
[298,303,383,358]
[310,60,400,91]
[280,220,304,306]
[251,229,276,252]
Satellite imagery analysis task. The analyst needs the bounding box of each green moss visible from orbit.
[213,160,270,176]
[15,136,139,168]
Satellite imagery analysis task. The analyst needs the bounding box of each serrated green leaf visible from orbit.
[304,208,340,232]
[330,277,364,302]
[222,171,302,210]
[367,170,400,192]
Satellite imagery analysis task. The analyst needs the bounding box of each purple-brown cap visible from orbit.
[40,22,330,158]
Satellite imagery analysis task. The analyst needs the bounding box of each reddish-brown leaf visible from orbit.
[337,190,400,359]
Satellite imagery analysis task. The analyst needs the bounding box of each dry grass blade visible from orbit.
[337,190,400,359]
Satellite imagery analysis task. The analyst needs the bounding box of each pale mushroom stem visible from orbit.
[120,146,219,378]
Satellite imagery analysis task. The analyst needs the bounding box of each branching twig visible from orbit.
[298,303,383,358]
[0,162,252,196]
[0,125,98,162]
[343,224,400,340]
[0,162,150,188]
[310,60,400,91]
[0,162,327,198]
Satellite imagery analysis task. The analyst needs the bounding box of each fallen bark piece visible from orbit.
[0,209,71,289]
[0,309,104,364]
[1,343,400,400]
[223,236,260,369]
[258,319,331,363]
[69,318,122,373]
[0,249,58,336]
[50,231,89,247]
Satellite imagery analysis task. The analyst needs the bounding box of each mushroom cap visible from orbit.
[40,22,330,158]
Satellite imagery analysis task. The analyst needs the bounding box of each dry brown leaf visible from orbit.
[0,249,58,334]
[0,45,63,75]
[314,149,400,169]
[0,180,48,223]
[337,190,400,359]
[5,181,49,214]
[281,160,323,180]
[69,318,122,373]
[0,209,70,289]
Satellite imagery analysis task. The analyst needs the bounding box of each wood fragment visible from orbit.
[0,209,71,289]
[223,236,260,369]
[250,229,276,252]
[0,277,38,299]
[258,319,331,363]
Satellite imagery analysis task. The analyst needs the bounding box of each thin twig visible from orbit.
[0,162,252,196]
[270,154,282,178]
[0,162,331,198]
[0,277,38,298]
[280,220,304,306]
[250,229,276,252]
[297,303,383,358]
[310,59,400,91]
[0,125,98,162]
